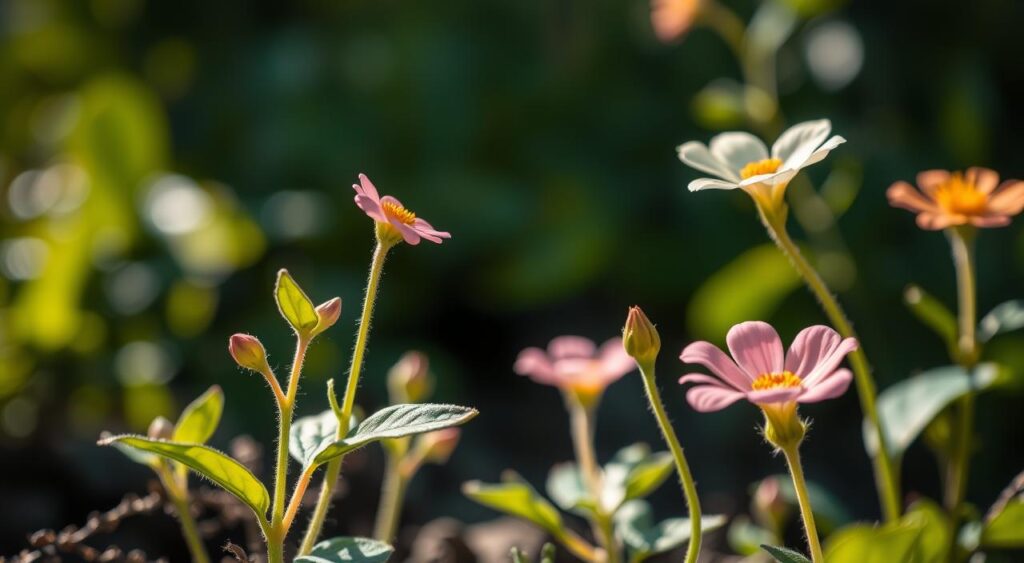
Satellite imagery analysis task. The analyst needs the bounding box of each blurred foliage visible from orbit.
[1,0,1024,557]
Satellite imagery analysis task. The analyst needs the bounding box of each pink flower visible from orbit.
[887,168,1024,230]
[651,0,703,43]
[352,173,452,245]
[678,321,857,412]
[515,336,636,395]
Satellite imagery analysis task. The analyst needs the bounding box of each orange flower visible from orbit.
[887,168,1024,230]
[651,0,702,43]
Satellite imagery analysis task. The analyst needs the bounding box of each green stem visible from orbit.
[638,363,703,563]
[781,444,825,563]
[299,240,393,554]
[567,395,619,563]
[267,335,309,559]
[158,468,210,563]
[373,452,410,543]
[946,228,977,515]
[760,206,902,522]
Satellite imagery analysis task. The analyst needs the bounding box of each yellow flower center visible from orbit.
[382,200,417,225]
[740,158,783,180]
[751,371,802,391]
[934,173,988,216]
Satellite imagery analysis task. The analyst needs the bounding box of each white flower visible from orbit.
[677,119,846,194]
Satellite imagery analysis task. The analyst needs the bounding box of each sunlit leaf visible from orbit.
[173,385,223,444]
[294,537,394,563]
[102,431,158,467]
[614,499,726,562]
[275,269,318,335]
[824,522,923,563]
[982,497,1024,548]
[865,364,999,459]
[313,404,478,467]
[99,435,269,520]
[463,472,566,538]
[291,409,339,468]
[978,300,1024,343]
[902,499,949,562]
[760,544,811,563]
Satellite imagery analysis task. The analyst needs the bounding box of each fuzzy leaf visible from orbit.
[982,497,1024,548]
[602,443,674,511]
[865,364,999,459]
[615,500,726,562]
[275,269,319,335]
[294,537,394,563]
[978,300,1024,343]
[173,385,223,444]
[291,409,340,468]
[312,404,477,467]
[760,545,812,563]
[99,435,269,520]
[464,472,566,538]
[103,431,158,467]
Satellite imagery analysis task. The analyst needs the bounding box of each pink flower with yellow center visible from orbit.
[887,168,1024,230]
[352,173,451,245]
[515,336,636,397]
[651,0,703,43]
[678,321,857,413]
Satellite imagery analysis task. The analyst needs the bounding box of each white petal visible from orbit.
[677,142,739,182]
[738,168,797,187]
[799,135,846,168]
[771,119,832,169]
[689,177,740,191]
[709,132,769,174]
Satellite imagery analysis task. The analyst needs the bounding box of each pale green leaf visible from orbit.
[614,499,726,561]
[291,409,340,468]
[602,443,674,511]
[760,544,812,563]
[102,431,158,467]
[979,300,1024,343]
[313,404,478,467]
[294,537,394,563]
[99,435,269,520]
[463,472,566,538]
[902,499,949,563]
[173,385,223,444]
[982,497,1024,548]
[546,462,594,515]
[275,269,318,334]
[824,522,923,563]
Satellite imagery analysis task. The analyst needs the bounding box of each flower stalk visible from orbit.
[566,394,618,563]
[945,226,978,514]
[779,443,824,563]
[373,440,411,543]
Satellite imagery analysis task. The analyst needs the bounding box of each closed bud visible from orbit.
[420,428,461,464]
[388,351,433,404]
[752,476,790,532]
[147,416,174,440]
[313,297,342,336]
[229,333,270,374]
[623,306,661,366]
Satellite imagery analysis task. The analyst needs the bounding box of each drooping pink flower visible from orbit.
[352,173,451,245]
[678,321,857,412]
[515,336,636,396]
[887,168,1024,230]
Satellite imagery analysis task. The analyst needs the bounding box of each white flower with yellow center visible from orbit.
[677,119,846,209]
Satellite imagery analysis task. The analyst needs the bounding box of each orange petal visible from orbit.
[987,180,1024,216]
[916,169,951,197]
[887,181,937,213]
[970,214,1012,228]
[966,167,1000,194]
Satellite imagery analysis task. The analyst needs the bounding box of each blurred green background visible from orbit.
[2,0,1024,558]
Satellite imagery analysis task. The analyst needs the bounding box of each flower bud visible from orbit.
[623,306,661,366]
[313,297,342,336]
[420,428,461,464]
[388,351,432,404]
[752,476,790,532]
[147,416,174,440]
[229,333,271,374]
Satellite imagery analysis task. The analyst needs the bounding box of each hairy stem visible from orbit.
[781,444,824,563]
[638,363,703,563]
[300,240,393,554]
[761,206,902,522]
[267,335,309,559]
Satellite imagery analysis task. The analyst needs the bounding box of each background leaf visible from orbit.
[463,472,566,538]
[294,537,394,563]
[824,522,923,563]
[601,443,674,511]
[275,269,318,334]
[902,499,949,563]
[982,497,1024,548]
[172,385,223,444]
[760,544,812,563]
[904,285,958,355]
[614,499,726,562]
[99,435,269,520]
[728,516,777,556]
[546,462,595,515]
[978,300,1024,343]
[771,473,851,531]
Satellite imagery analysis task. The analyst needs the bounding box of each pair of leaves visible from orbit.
[865,363,999,460]
[615,500,726,562]
[295,537,393,563]
[546,443,674,516]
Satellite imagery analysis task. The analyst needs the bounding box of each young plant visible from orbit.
[101,174,476,562]
[465,334,725,563]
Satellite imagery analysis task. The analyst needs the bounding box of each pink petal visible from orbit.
[680,341,751,391]
[412,218,451,243]
[686,384,746,412]
[916,169,951,197]
[549,336,597,360]
[969,214,1012,228]
[356,173,381,201]
[727,321,784,378]
[390,219,423,245]
[987,180,1024,216]
[916,211,962,230]
[787,328,857,387]
[966,167,1000,194]
[597,338,636,382]
[746,387,803,405]
[887,181,937,214]
[354,194,387,223]
[798,368,853,402]
[651,0,698,43]
[514,348,558,385]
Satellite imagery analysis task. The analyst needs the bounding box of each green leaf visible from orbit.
[760,544,812,563]
[865,364,999,459]
[687,244,801,340]
[173,385,223,444]
[979,300,1024,343]
[509,547,531,563]
[539,543,555,563]
[904,285,958,355]
[982,497,1024,548]
[546,462,595,515]
[602,443,674,510]
[902,499,949,563]
[728,516,777,556]
[824,522,923,563]
[313,404,478,467]
[291,409,340,468]
[614,499,726,562]
[98,435,269,521]
[294,537,394,563]
[463,472,566,539]
[275,269,318,335]
[102,431,158,467]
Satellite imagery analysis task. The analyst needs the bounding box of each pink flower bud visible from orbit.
[752,476,790,531]
[421,428,461,464]
[388,351,432,404]
[147,416,174,440]
[313,297,342,335]
[623,306,661,366]
[229,333,270,374]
